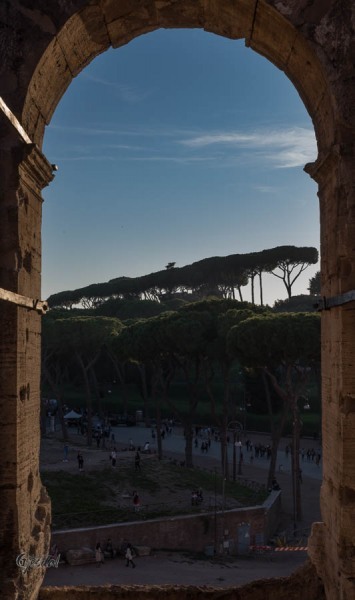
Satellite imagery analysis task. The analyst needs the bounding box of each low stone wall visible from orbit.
[51,492,281,555]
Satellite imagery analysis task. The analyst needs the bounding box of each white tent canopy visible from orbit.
[64,410,82,420]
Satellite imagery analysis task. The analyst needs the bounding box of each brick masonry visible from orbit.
[51,493,280,555]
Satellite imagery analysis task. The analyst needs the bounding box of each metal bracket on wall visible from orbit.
[0,287,48,314]
[314,290,355,311]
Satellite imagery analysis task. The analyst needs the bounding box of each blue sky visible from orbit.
[42,29,319,306]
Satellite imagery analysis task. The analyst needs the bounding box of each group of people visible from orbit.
[285,445,321,465]
[74,444,142,473]
[191,489,203,505]
[198,439,211,453]
[300,447,322,465]
[95,539,136,568]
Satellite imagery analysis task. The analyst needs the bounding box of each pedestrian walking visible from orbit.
[77,452,84,471]
[125,543,136,568]
[133,491,140,511]
[134,451,141,471]
[63,443,69,462]
[110,448,117,467]
[95,542,104,566]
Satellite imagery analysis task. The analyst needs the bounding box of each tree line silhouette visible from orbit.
[47,245,318,309]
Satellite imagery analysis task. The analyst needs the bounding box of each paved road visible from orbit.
[114,424,323,482]
[43,549,308,588]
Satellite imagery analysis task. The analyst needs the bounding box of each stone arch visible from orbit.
[1,2,355,599]
[22,0,334,152]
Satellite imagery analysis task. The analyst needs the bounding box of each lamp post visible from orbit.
[214,468,218,555]
[291,396,303,535]
[221,420,241,553]
[224,420,242,481]
[236,440,243,475]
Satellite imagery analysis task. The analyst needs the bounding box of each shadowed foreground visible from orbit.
[40,561,324,599]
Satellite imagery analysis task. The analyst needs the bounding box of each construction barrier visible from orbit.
[274,546,308,551]
[249,545,308,553]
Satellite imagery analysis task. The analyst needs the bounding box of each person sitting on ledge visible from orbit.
[104,537,114,559]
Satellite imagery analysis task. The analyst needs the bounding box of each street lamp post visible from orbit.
[224,420,242,482]
[237,440,243,475]
[221,420,241,554]
[233,430,237,481]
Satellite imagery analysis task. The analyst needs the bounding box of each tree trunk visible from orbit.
[232,430,237,481]
[220,417,229,479]
[42,362,68,441]
[109,355,129,415]
[265,364,309,525]
[184,421,194,468]
[262,369,288,489]
[156,402,163,459]
[152,372,163,460]
[56,394,69,442]
[137,363,150,426]
[291,396,302,522]
[90,368,103,418]
[204,362,232,478]
[267,410,288,489]
[77,354,94,446]
[258,271,263,306]
[250,273,255,304]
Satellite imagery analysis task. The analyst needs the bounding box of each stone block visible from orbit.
[65,547,96,566]
[134,545,151,556]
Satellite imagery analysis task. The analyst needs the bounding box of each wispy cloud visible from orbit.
[48,124,317,169]
[49,124,196,139]
[82,73,148,103]
[179,127,317,168]
[55,154,218,164]
[49,124,145,137]
[252,184,279,194]
[129,155,219,163]
[53,155,117,162]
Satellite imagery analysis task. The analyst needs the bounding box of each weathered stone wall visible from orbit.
[0,1,355,598]
[0,124,53,598]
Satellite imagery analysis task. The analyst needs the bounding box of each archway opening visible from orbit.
[41,29,320,305]
[39,26,321,588]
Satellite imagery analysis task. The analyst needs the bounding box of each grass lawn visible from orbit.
[42,459,268,530]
